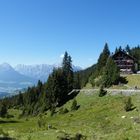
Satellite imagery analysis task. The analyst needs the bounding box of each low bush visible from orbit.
[37,115,46,128]
[124,97,134,112]
[57,132,86,140]
[99,86,107,97]
[59,108,69,114]
[71,99,79,111]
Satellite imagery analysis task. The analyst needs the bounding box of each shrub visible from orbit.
[27,135,32,140]
[0,128,9,137]
[99,86,107,97]
[37,115,46,128]
[57,132,86,140]
[74,133,87,140]
[124,97,134,112]
[71,99,79,111]
[50,107,56,116]
[0,103,8,118]
[59,108,69,114]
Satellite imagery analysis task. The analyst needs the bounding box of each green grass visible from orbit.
[125,74,140,88]
[1,91,140,140]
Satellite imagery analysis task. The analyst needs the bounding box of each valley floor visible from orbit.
[1,90,140,140]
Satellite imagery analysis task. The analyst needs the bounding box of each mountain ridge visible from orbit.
[15,64,82,82]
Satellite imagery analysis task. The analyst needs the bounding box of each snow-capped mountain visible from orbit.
[0,63,37,97]
[0,63,82,98]
[0,63,36,82]
[15,64,55,82]
[15,64,82,82]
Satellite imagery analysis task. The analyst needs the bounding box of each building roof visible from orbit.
[112,50,138,62]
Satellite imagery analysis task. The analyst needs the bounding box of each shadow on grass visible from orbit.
[119,76,128,84]
[0,138,15,140]
[58,91,80,107]
[0,120,19,124]
[67,91,80,101]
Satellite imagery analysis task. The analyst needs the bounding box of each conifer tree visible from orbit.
[115,47,119,53]
[96,43,110,75]
[102,57,120,87]
[46,68,67,107]
[118,46,122,51]
[125,45,131,54]
[62,52,74,93]
[0,103,7,117]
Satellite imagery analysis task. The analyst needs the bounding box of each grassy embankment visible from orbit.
[1,89,140,140]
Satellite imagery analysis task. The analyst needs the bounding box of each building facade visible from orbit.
[112,50,138,74]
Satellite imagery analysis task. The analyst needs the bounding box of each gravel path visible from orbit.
[69,89,140,96]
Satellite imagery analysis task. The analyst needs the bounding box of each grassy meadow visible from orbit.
[1,90,140,140]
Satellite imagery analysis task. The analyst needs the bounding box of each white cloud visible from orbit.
[60,54,64,58]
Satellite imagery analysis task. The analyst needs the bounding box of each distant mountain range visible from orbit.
[0,63,82,98]
[15,64,82,82]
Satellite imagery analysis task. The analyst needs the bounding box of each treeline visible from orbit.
[87,44,140,88]
[1,44,140,117]
[89,43,120,88]
[0,52,79,116]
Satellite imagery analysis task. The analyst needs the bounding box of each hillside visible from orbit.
[125,74,140,88]
[1,90,140,140]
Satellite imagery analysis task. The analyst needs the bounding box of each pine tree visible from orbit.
[118,46,122,51]
[17,92,23,107]
[62,52,74,93]
[73,73,81,89]
[0,103,7,118]
[125,45,131,54]
[124,97,133,112]
[96,43,110,75]
[115,47,119,53]
[71,99,78,111]
[46,68,67,107]
[102,57,120,87]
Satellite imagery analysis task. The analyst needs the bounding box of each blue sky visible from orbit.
[0,0,140,68]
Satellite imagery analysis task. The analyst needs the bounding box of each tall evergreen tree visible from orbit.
[118,46,122,51]
[115,47,119,53]
[0,102,7,117]
[73,73,81,89]
[102,57,120,87]
[96,43,110,75]
[46,68,68,107]
[125,45,131,54]
[62,52,74,93]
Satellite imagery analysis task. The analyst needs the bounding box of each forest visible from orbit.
[0,44,140,117]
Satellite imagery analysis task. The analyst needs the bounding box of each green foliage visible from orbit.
[59,107,69,114]
[27,135,32,140]
[99,86,107,97]
[90,76,103,87]
[0,102,8,118]
[0,128,9,137]
[102,57,120,87]
[90,43,110,87]
[124,97,134,112]
[50,107,56,116]
[62,52,74,93]
[125,45,131,54]
[73,73,81,89]
[129,46,140,70]
[0,52,75,116]
[96,43,110,75]
[71,99,79,111]
[37,115,46,128]
[57,132,86,140]
[47,68,67,107]
[74,64,96,88]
